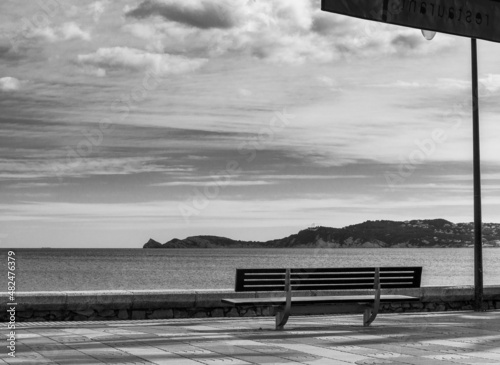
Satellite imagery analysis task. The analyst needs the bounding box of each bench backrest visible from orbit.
[234,267,422,292]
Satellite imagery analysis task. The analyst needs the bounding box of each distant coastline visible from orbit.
[144,219,500,249]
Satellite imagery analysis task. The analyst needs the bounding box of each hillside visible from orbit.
[143,219,500,249]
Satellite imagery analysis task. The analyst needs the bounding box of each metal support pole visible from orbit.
[382,0,389,21]
[471,38,483,311]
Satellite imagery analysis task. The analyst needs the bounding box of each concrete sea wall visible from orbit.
[1,286,500,322]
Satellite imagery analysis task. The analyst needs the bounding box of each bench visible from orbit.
[221,266,422,330]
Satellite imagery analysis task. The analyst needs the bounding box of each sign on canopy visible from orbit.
[321,0,500,43]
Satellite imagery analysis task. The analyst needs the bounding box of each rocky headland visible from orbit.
[143,219,500,249]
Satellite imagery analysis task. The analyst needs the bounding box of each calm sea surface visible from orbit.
[1,248,500,292]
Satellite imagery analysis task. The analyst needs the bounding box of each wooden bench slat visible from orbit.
[246,278,379,284]
[377,267,422,272]
[238,268,287,274]
[290,267,379,273]
[291,278,417,284]
[291,267,421,273]
[244,272,418,280]
[243,274,287,280]
[240,283,380,292]
[292,272,418,278]
[244,278,416,286]
[238,267,421,274]
[292,283,373,291]
[240,286,287,291]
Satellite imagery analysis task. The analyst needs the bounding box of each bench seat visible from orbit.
[222,294,419,306]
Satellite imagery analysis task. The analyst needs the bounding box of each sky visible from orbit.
[2,0,500,248]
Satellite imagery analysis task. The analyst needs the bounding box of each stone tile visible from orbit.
[261,342,370,363]
[423,353,498,363]
[303,359,357,365]
[463,351,500,361]
[426,338,500,354]
[197,358,252,365]
[2,350,53,364]
[396,356,469,365]
[195,342,301,364]
[6,311,500,364]
[360,343,443,358]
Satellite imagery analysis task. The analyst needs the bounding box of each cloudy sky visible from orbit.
[2,0,500,248]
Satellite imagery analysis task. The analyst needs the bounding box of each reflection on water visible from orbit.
[1,248,499,291]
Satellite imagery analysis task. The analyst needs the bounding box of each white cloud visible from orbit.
[65,5,80,17]
[257,174,368,180]
[124,0,336,64]
[24,22,90,42]
[27,26,58,42]
[376,79,466,90]
[77,47,207,76]
[439,173,500,181]
[376,75,500,93]
[0,196,375,225]
[79,65,106,77]
[123,0,456,65]
[481,74,500,93]
[126,0,238,29]
[7,182,56,189]
[386,81,423,88]
[436,75,500,94]
[237,88,253,97]
[0,156,168,181]
[152,180,275,187]
[60,22,91,41]
[0,77,21,92]
[88,1,108,22]
[316,75,340,90]
[436,78,470,90]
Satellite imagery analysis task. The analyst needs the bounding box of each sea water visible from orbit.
[1,248,499,292]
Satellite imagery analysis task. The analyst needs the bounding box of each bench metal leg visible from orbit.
[364,267,381,327]
[275,268,292,330]
[275,309,290,330]
[363,307,378,326]
[363,295,381,326]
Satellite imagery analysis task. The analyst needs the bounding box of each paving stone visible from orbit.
[6,311,500,364]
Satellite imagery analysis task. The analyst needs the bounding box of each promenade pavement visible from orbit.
[2,311,500,365]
